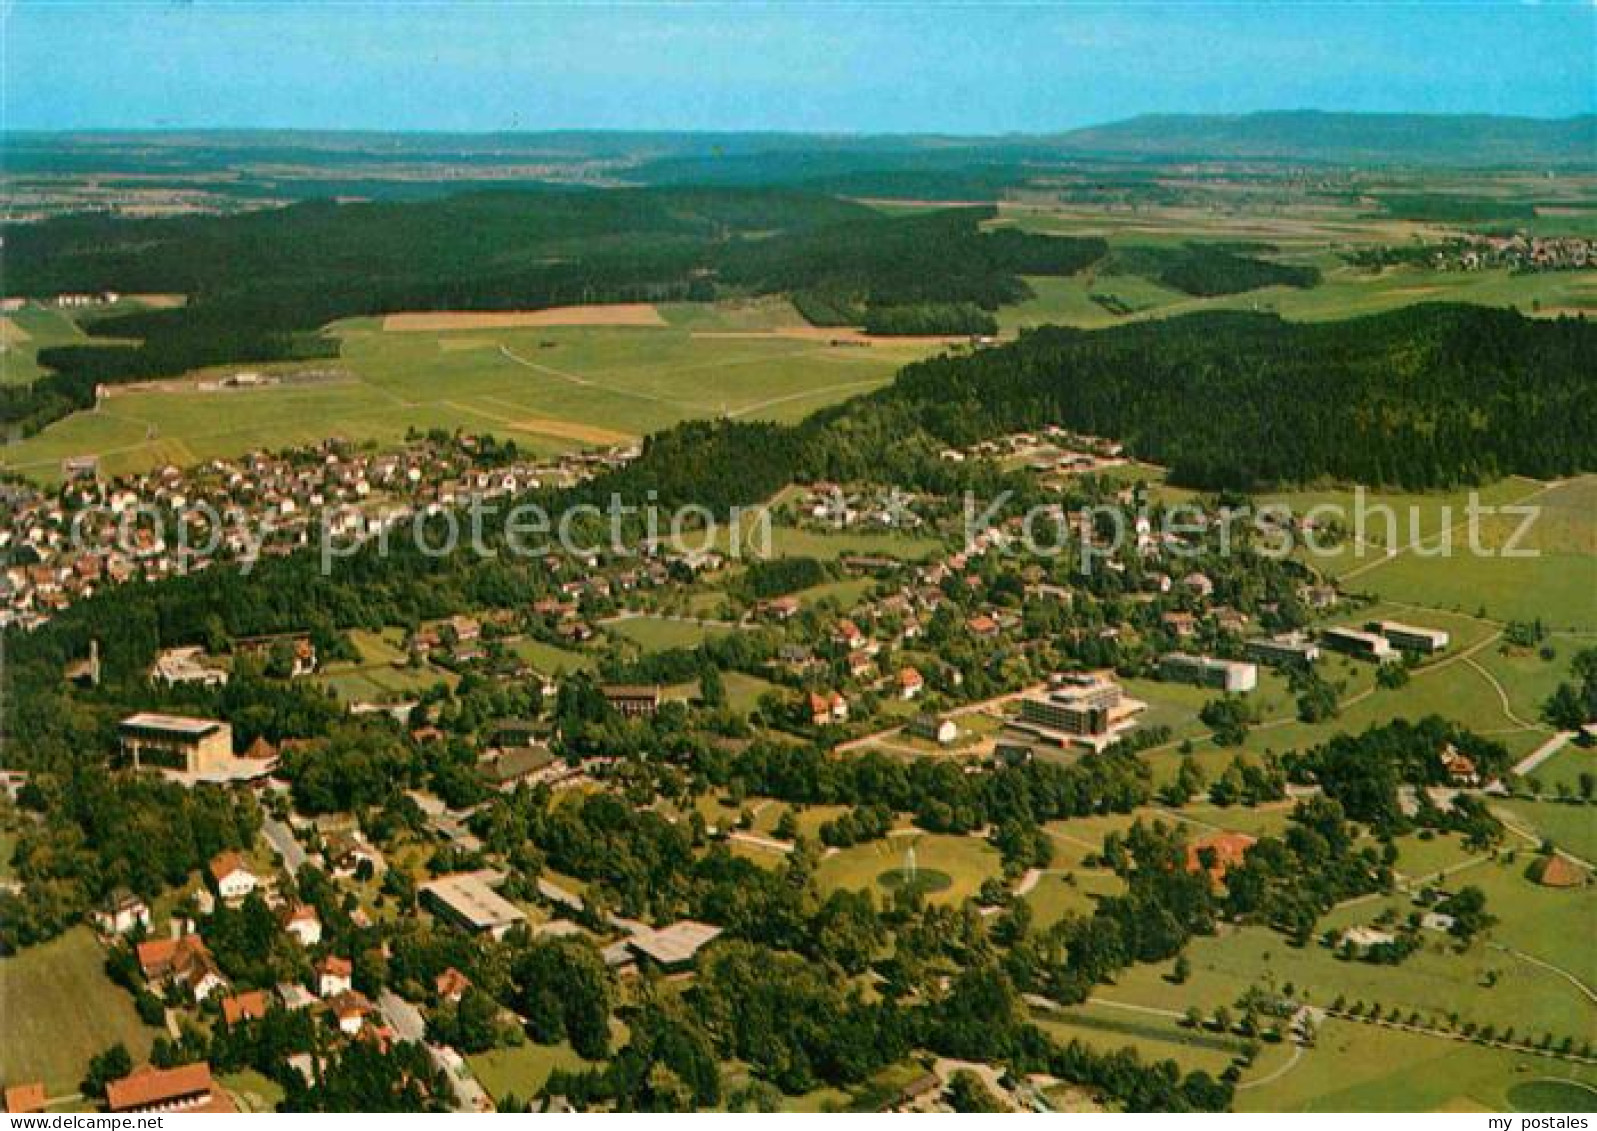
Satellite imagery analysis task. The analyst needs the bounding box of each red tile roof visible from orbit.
[208,851,252,883]
[1185,832,1257,880]
[317,954,353,977]
[105,1063,214,1112]
[4,1083,46,1113]
[222,990,269,1025]
[435,967,471,1000]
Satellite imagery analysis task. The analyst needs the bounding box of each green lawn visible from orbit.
[2,313,942,483]
[0,927,160,1097]
[718,524,943,564]
[467,1039,600,1104]
[1495,799,1597,864]
[1237,1017,1597,1112]
[2,304,98,386]
[508,637,595,675]
[1022,868,1125,928]
[722,670,782,714]
[789,577,878,611]
[1031,1000,1242,1077]
[219,1068,286,1113]
[605,615,740,653]
[1518,745,1597,798]
[815,831,1000,907]
[317,660,453,705]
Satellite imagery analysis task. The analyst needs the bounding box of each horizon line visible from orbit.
[5,109,1595,140]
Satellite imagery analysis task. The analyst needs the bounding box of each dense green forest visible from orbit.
[813,304,1595,489]
[1,190,1104,433]
[1105,244,1320,297]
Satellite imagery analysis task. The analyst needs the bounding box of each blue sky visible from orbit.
[5,2,1593,132]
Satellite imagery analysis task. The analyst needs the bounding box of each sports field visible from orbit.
[0,926,159,1097]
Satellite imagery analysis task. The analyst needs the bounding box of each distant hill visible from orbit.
[1047,111,1596,167]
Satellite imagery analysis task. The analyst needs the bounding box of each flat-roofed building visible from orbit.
[1015,672,1145,752]
[421,873,527,940]
[1244,632,1321,669]
[627,920,723,972]
[1321,626,1397,663]
[1368,620,1450,654]
[1160,653,1259,693]
[120,713,234,774]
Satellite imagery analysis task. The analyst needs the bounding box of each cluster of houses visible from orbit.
[1426,233,1594,273]
[0,433,639,630]
[938,426,1129,479]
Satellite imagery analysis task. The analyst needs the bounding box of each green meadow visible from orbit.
[1,306,941,483]
[0,927,160,1097]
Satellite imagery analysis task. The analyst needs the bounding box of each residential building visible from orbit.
[327,990,375,1035]
[316,955,354,997]
[907,713,959,746]
[435,967,471,1003]
[1439,745,1480,786]
[281,904,322,947]
[137,936,226,1002]
[221,990,269,1026]
[4,1084,46,1114]
[807,690,849,727]
[208,852,259,902]
[93,889,152,936]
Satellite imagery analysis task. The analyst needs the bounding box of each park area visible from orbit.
[815,830,1001,906]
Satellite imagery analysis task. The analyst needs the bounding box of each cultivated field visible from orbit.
[1,303,942,483]
[382,304,668,331]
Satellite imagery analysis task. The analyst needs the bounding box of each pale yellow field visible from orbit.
[691,326,977,346]
[0,316,30,343]
[500,415,636,445]
[382,304,667,331]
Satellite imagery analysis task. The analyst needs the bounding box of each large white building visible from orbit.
[1160,653,1259,693]
[1015,672,1146,752]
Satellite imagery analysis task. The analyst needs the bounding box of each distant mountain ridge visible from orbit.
[1048,111,1596,166]
[9,111,1592,171]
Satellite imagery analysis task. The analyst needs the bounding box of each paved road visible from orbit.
[1514,730,1577,777]
[376,989,426,1043]
[261,818,310,874]
[728,830,794,855]
[377,989,493,1113]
